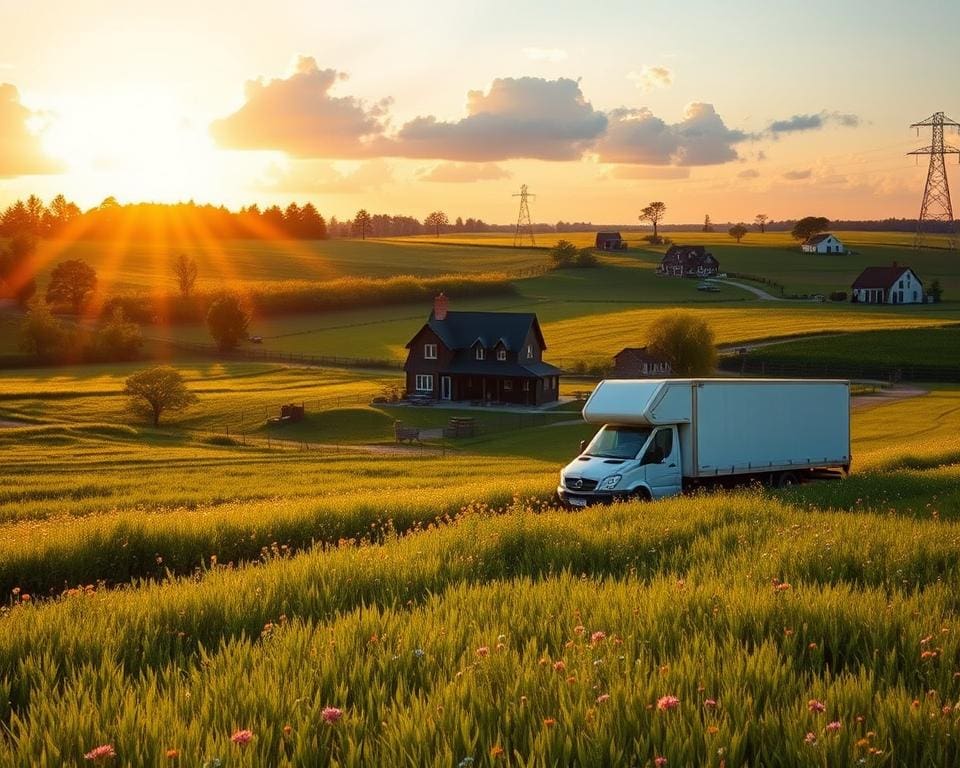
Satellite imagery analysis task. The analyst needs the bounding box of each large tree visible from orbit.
[45,259,97,314]
[353,209,372,240]
[124,366,197,427]
[18,302,70,361]
[639,202,667,240]
[791,216,830,241]
[173,254,198,299]
[728,223,749,243]
[754,213,769,233]
[206,291,250,351]
[647,311,717,377]
[424,211,449,238]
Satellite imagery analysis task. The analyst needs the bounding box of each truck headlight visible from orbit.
[598,475,622,490]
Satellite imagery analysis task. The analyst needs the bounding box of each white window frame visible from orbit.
[424,343,437,360]
[415,374,433,392]
[497,348,506,361]
[527,344,534,359]
[475,346,485,360]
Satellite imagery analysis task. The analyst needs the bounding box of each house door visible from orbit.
[441,376,452,400]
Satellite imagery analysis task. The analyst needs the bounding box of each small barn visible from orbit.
[595,232,627,250]
[851,262,924,305]
[801,233,845,254]
[403,294,563,405]
[612,347,672,378]
[657,245,720,278]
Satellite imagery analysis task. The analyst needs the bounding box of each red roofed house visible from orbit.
[657,245,719,278]
[851,262,924,304]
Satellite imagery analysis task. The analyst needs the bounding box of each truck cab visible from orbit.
[558,423,682,506]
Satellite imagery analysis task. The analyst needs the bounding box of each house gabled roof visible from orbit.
[595,231,622,241]
[406,311,547,352]
[803,233,837,245]
[852,264,919,290]
[615,346,665,362]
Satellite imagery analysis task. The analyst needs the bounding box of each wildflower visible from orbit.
[84,745,116,762]
[657,695,680,711]
[497,634,506,643]
[921,635,934,646]
[553,660,566,672]
[165,749,180,760]
[414,648,425,658]
[655,757,668,767]
[591,631,606,644]
[574,625,585,635]
[707,725,719,735]
[826,721,841,733]
[566,675,577,685]
[490,745,505,758]
[322,707,343,724]
[231,730,253,747]
[921,650,938,660]
[704,699,718,709]
[20,594,30,602]
[856,738,870,749]
[912,699,921,709]
[804,732,817,745]
[520,696,528,705]
[543,717,557,727]
[807,699,826,713]
[457,758,475,768]
[596,693,610,704]
[282,725,292,736]
[476,646,489,657]
[808,642,818,650]
[775,583,791,592]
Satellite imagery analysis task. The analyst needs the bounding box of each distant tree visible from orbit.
[124,366,197,427]
[647,311,717,377]
[755,213,769,233]
[206,292,250,351]
[353,209,372,240]
[18,302,71,361]
[173,254,198,299]
[299,202,327,239]
[424,211,449,238]
[791,216,830,241]
[99,196,120,210]
[45,259,97,314]
[639,202,667,241]
[95,307,143,361]
[262,205,285,231]
[0,233,37,306]
[928,279,943,303]
[549,239,579,268]
[454,216,464,232]
[702,214,713,233]
[728,223,749,243]
[283,202,302,235]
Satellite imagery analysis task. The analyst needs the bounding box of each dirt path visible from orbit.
[709,279,794,302]
[851,386,927,411]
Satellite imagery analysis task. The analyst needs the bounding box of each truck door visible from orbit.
[640,426,682,499]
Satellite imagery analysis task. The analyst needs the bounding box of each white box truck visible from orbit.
[558,378,850,506]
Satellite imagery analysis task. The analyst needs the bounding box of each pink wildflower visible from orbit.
[804,732,817,745]
[655,757,668,767]
[596,693,611,704]
[590,631,607,644]
[322,707,343,724]
[704,698,717,709]
[476,646,489,657]
[657,695,680,711]
[807,699,826,713]
[826,721,842,733]
[231,729,253,747]
[84,745,116,762]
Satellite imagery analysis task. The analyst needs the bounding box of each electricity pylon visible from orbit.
[908,112,960,251]
[512,185,536,247]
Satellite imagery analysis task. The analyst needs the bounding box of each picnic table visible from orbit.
[394,420,421,444]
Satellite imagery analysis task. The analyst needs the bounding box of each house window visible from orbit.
[424,343,437,359]
[503,380,513,391]
[497,349,506,361]
[475,346,485,360]
[415,374,433,392]
[527,345,533,359]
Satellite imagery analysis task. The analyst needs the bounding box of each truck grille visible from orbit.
[565,477,598,491]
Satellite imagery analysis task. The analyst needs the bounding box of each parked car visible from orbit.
[249,335,263,344]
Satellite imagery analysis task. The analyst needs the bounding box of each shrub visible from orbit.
[829,291,847,302]
[206,292,250,351]
[124,366,197,427]
[18,303,72,362]
[93,308,143,361]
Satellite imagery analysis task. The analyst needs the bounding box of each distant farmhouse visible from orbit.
[595,232,627,251]
[612,347,672,378]
[657,245,720,278]
[403,294,562,405]
[801,233,845,254]
[851,262,924,305]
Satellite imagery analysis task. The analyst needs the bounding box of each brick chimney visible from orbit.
[434,293,449,320]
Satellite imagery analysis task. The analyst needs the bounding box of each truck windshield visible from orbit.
[584,426,652,459]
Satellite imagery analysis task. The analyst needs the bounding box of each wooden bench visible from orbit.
[394,421,421,444]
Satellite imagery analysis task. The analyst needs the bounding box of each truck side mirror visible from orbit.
[579,439,587,453]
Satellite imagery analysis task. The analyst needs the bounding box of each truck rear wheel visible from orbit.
[776,471,800,488]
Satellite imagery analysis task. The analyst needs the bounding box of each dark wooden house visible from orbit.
[404,294,562,405]
[657,245,720,277]
[612,347,673,378]
[595,232,627,250]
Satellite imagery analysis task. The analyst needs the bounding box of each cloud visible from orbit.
[627,65,673,92]
[603,165,690,180]
[0,83,62,177]
[384,77,608,161]
[783,169,812,180]
[767,110,860,136]
[738,168,760,179]
[595,102,747,166]
[417,162,512,183]
[260,159,393,193]
[210,56,390,157]
[522,47,568,62]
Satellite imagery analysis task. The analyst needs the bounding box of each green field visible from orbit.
[2,369,960,765]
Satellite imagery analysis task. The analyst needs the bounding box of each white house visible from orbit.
[851,263,924,305]
[801,233,845,254]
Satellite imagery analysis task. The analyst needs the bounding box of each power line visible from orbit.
[512,184,536,247]
[908,111,960,250]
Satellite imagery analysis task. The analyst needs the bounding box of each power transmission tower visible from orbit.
[908,111,960,250]
[512,184,536,247]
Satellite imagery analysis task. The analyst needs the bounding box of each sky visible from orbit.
[1,0,959,224]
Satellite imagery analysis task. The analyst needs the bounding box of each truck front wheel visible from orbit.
[776,471,800,488]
